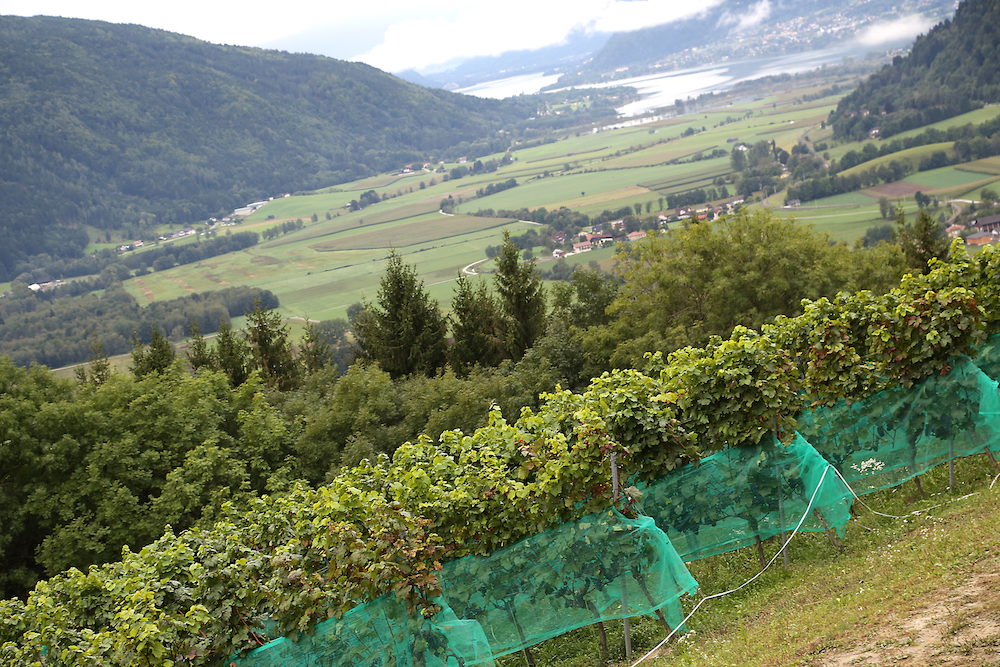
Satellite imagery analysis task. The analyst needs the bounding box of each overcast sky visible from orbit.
[0,0,725,72]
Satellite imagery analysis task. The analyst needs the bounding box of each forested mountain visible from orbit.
[0,16,536,279]
[830,0,1000,140]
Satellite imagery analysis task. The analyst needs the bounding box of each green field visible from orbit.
[837,142,955,178]
[957,155,1000,176]
[800,191,878,206]
[768,199,925,244]
[906,164,996,189]
[882,106,1000,142]
[81,69,989,335]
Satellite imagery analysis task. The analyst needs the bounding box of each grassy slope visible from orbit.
[502,454,1000,667]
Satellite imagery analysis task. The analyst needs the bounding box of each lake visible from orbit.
[458,41,883,117]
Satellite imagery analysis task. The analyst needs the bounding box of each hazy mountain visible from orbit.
[409,30,613,89]
[0,15,535,278]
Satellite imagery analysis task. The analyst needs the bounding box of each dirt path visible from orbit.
[821,558,1000,666]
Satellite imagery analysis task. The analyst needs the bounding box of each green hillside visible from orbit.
[0,15,536,279]
[831,0,1000,141]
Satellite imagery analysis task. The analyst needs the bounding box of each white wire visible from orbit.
[630,463,985,667]
[629,464,834,667]
[827,465,907,519]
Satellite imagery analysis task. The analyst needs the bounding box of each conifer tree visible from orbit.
[894,205,949,274]
[129,326,176,378]
[245,298,300,390]
[214,320,250,388]
[495,231,546,360]
[449,273,505,374]
[356,250,448,379]
[185,318,214,372]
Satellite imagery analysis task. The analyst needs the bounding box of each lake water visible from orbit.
[458,41,880,117]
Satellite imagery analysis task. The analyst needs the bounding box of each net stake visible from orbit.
[632,572,674,634]
[949,436,956,491]
[611,452,632,660]
[812,509,843,551]
[984,446,1000,474]
[754,535,766,569]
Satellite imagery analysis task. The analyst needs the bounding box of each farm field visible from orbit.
[88,67,993,338]
[768,199,926,244]
[906,164,997,189]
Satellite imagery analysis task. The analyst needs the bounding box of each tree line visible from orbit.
[0,283,276,368]
[0,209,928,602]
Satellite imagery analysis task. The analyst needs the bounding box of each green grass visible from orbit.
[956,156,1000,176]
[906,165,998,189]
[883,106,1000,142]
[310,214,516,251]
[798,191,877,206]
[501,454,1000,667]
[837,142,956,179]
[768,200,924,244]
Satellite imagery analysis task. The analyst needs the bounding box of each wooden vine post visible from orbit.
[611,451,632,661]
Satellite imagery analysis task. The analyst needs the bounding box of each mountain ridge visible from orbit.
[0,15,535,279]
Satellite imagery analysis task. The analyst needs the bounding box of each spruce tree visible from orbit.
[494,231,546,360]
[245,298,300,391]
[214,320,250,388]
[185,318,214,372]
[894,205,949,274]
[449,273,505,374]
[356,250,448,379]
[129,326,176,378]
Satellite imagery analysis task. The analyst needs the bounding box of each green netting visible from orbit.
[232,509,697,667]
[798,355,1000,494]
[975,333,1000,381]
[233,595,493,667]
[435,508,697,660]
[639,433,852,562]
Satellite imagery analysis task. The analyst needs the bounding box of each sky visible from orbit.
[0,0,725,73]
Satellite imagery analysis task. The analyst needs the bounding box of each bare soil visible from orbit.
[812,558,1000,667]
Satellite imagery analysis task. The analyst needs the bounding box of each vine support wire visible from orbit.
[610,451,632,661]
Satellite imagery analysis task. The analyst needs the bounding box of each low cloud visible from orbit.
[356,0,725,73]
[717,0,772,33]
[854,15,937,47]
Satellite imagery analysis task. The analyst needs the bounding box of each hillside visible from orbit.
[0,15,536,279]
[830,0,1000,141]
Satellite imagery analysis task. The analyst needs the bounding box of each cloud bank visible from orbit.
[854,14,937,47]
[716,0,772,33]
[355,0,725,73]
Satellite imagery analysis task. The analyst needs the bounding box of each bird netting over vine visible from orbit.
[974,333,1000,382]
[798,355,1000,495]
[639,432,852,562]
[436,508,696,660]
[232,508,697,667]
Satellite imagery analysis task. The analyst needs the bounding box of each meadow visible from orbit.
[101,69,992,335]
